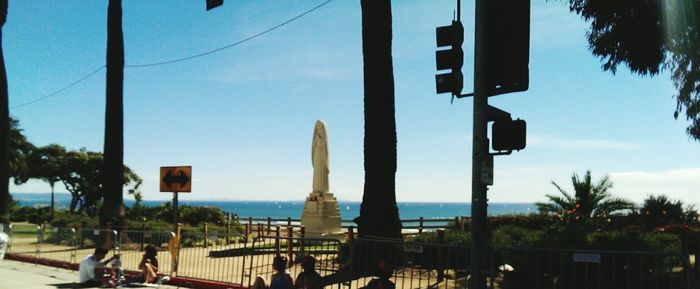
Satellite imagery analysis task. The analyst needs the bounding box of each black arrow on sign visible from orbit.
[162,170,190,189]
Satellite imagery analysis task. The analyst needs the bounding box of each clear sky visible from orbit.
[6,0,700,204]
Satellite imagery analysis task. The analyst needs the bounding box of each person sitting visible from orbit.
[361,260,395,289]
[294,256,322,289]
[138,244,160,284]
[251,275,269,289]
[78,247,118,287]
[270,255,294,289]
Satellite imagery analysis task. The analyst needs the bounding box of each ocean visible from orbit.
[11,193,537,220]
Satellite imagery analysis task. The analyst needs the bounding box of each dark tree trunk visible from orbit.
[356,0,402,240]
[0,0,9,224]
[50,182,55,220]
[100,0,125,227]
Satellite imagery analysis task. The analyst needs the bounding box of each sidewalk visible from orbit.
[0,259,179,289]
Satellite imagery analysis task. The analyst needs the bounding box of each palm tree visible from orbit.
[639,195,698,229]
[536,170,633,220]
[0,0,11,223]
[100,0,125,227]
[356,0,402,240]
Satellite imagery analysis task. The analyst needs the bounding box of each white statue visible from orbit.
[302,120,341,236]
[311,120,329,193]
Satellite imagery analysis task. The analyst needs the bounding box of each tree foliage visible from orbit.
[8,117,34,185]
[536,170,634,220]
[638,194,698,229]
[568,0,700,140]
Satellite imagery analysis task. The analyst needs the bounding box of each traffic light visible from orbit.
[206,0,224,10]
[435,20,464,96]
[484,0,530,96]
[492,119,526,151]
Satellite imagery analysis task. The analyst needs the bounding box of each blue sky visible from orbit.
[6,0,700,204]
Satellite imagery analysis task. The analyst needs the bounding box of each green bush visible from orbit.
[491,225,542,249]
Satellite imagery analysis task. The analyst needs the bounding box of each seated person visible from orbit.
[139,244,160,284]
[79,247,117,286]
[294,256,322,289]
[270,255,294,289]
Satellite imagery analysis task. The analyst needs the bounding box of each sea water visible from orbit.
[12,193,537,220]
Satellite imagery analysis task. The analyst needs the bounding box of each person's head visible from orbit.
[93,247,109,260]
[300,255,316,272]
[144,244,157,258]
[376,259,393,279]
[272,255,287,272]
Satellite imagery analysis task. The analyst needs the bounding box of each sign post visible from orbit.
[160,166,192,232]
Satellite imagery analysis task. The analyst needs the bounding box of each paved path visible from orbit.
[0,259,179,289]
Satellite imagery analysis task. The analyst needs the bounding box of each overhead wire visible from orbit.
[126,0,334,68]
[10,0,335,109]
[10,65,105,109]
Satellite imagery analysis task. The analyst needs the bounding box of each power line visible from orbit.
[126,0,334,68]
[10,65,105,109]
[10,0,335,109]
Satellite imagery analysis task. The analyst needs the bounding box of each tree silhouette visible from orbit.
[29,144,67,220]
[0,0,9,224]
[567,0,700,140]
[100,0,125,227]
[356,0,402,240]
[536,170,634,220]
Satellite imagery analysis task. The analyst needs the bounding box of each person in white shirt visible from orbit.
[0,232,8,259]
[78,247,117,286]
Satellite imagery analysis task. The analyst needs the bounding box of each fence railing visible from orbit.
[3,224,696,289]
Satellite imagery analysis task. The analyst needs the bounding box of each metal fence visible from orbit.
[176,230,248,284]
[247,235,342,288]
[117,230,176,276]
[491,247,693,289]
[4,225,695,289]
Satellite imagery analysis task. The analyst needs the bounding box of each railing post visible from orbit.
[437,229,446,281]
[203,223,209,248]
[70,228,77,263]
[419,217,424,234]
[226,221,231,245]
[275,225,281,255]
[36,224,43,258]
[287,217,292,227]
[454,216,459,230]
[244,223,250,243]
[300,226,306,256]
[172,223,182,277]
[287,226,293,266]
[267,217,272,234]
[141,222,147,251]
[348,226,355,243]
[257,223,262,236]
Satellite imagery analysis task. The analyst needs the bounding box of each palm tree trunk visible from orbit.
[100,0,125,227]
[357,0,402,240]
[0,0,9,224]
[50,182,55,220]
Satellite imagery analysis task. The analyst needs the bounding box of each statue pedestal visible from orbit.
[301,191,341,236]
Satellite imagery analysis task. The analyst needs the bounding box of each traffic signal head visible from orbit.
[206,0,224,10]
[484,0,530,96]
[492,119,526,151]
[435,21,464,96]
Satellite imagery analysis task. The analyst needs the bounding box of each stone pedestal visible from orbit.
[301,191,341,236]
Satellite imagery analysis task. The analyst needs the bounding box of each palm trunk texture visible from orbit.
[357,0,402,240]
[100,0,125,227]
[0,0,9,224]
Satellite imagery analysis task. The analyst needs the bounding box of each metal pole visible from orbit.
[471,0,488,288]
[173,192,179,233]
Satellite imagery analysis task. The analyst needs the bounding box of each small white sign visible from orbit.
[93,230,100,236]
[573,253,601,263]
[404,244,423,253]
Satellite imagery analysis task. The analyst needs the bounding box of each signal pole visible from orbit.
[471,0,488,288]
